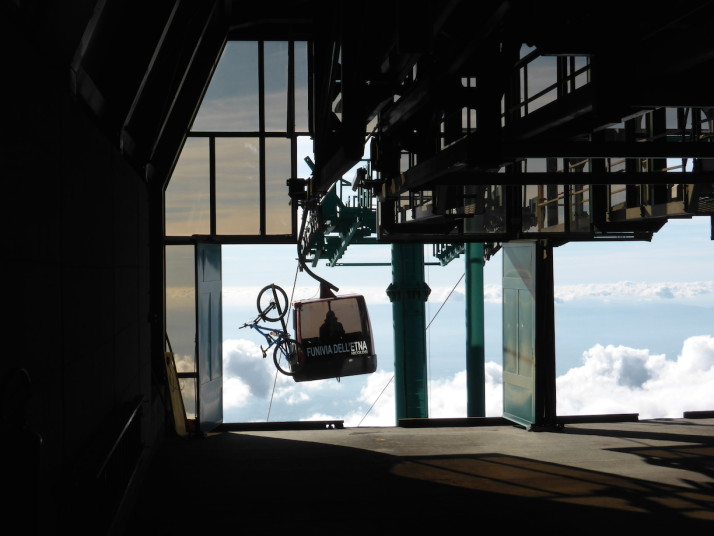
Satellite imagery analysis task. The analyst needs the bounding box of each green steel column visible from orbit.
[465,243,486,417]
[386,243,431,421]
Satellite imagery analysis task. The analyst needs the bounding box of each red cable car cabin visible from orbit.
[292,294,377,382]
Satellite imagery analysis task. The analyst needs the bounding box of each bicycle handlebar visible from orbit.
[240,317,284,332]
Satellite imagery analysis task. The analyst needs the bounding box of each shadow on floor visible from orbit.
[124,429,714,534]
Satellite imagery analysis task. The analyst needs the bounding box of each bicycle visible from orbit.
[240,284,304,376]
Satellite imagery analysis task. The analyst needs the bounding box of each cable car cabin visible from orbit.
[292,294,377,382]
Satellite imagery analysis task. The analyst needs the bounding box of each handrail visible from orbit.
[66,396,145,533]
[95,396,144,479]
[508,56,590,117]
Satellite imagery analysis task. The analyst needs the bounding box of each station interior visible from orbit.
[3,1,714,533]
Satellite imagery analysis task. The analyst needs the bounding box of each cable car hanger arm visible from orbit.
[297,198,339,293]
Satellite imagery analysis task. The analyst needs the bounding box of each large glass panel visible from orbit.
[502,242,537,426]
[165,245,197,419]
[299,299,366,340]
[215,137,260,235]
[522,184,539,232]
[544,184,565,230]
[264,41,289,132]
[518,289,534,378]
[294,41,309,132]
[169,40,306,239]
[191,41,259,132]
[265,137,292,234]
[165,137,210,236]
[574,56,589,89]
[569,184,591,232]
[609,183,627,210]
[503,244,533,284]
[503,288,518,374]
[297,135,314,177]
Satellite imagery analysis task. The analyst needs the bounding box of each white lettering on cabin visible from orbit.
[349,340,369,355]
[306,340,369,358]
[306,345,333,357]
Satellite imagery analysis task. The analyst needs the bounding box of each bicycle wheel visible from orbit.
[273,338,303,376]
[256,284,289,322]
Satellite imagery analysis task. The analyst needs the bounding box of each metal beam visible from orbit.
[499,141,714,159]
[428,171,714,187]
[152,2,228,188]
[387,136,714,194]
[378,1,512,135]
[120,1,184,161]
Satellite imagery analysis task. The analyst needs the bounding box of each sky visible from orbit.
[218,215,714,426]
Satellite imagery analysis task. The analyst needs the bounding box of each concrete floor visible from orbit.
[125,418,714,534]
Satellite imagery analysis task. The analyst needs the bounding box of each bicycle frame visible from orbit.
[241,284,305,377]
[242,318,289,357]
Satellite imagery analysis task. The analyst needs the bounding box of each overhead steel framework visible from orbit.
[275,1,714,275]
[71,0,714,244]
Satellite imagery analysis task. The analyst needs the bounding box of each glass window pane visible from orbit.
[191,41,259,132]
[178,378,196,420]
[330,298,363,334]
[265,137,292,234]
[297,135,314,177]
[527,56,557,112]
[165,137,210,236]
[165,245,197,418]
[216,137,260,235]
[503,288,517,374]
[299,301,329,340]
[300,298,369,345]
[264,41,289,132]
[295,41,309,132]
[503,243,533,284]
[574,56,589,89]
[522,184,539,232]
[547,189,560,228]
[570,184,590,232]
[518,289,534,378]
[610,184,627,210]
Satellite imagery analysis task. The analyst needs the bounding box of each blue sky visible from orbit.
[220,216,714,426]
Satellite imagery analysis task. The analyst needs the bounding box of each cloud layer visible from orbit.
[221,334,714,426]
[449,281,714,304]
[556,335,714,418]
[224,280,714,309]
